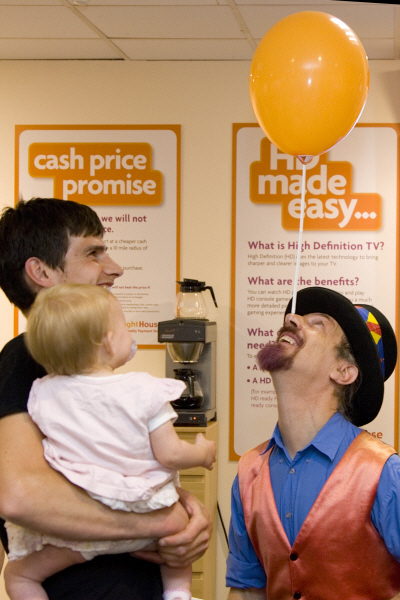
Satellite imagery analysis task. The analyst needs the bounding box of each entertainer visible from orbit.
[226,286,400,600]
[0,198,212,600]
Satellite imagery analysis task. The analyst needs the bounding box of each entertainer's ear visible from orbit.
[24,257,60,290]
[330,361,359,387]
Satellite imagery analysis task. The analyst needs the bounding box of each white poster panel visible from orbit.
[16,125,180,347]
[230,124,399,459]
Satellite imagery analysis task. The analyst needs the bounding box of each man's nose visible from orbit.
[284,312,304,329]
[104,255,124,279]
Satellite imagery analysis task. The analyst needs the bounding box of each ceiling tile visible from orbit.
[239,4,396,39]
[83,6,243,38]
[0,38,120,59]
[84,0,224,4]
[0,6,97,38]
[362,38,395,60]
[114,38,254,60]
[0,0,64,5]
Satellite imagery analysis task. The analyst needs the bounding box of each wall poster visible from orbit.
[230,123,399,459]
[16,125,181,348]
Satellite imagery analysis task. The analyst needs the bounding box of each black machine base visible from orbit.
[173,408,217,427]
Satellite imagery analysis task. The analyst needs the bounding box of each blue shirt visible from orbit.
[226,412,400,590]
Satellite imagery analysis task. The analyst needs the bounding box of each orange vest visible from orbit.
[238,431,400,600]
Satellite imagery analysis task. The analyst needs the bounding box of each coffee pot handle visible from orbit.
[187,374,195,397]
[205,286,218,308]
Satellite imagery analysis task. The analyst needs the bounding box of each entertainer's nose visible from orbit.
[284,312,304,329]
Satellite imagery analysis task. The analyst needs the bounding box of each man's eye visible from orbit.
[310,320,324,327]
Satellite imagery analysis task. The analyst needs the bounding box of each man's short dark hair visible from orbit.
[0,198,104,311]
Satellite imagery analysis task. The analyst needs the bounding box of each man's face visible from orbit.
[258,312,344,377]
[53,235,123,287]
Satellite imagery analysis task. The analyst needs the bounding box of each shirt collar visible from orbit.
[265,412,350,461]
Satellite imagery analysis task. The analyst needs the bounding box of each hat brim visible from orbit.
[285,287,397,426]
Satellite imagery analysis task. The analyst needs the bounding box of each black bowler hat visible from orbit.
[285,287,398,426]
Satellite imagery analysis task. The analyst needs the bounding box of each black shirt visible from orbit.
[0,334,162,599]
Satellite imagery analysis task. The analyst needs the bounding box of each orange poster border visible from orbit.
[14,124,181,349]
[230,123,400,460]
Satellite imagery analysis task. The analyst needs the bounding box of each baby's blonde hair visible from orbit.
[26,283,114,376]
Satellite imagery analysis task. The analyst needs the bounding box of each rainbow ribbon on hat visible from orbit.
[355,306,385,378]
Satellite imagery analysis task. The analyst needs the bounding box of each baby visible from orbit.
[4,283,216,600]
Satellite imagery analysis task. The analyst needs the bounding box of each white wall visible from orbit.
[0,59,399,600]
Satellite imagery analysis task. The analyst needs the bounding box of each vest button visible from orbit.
[290,552,298,561]
[293,593,301,599]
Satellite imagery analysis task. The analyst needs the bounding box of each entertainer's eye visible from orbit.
[308,317,325,328]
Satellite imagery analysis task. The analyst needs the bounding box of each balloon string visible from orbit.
[291,162,306,314]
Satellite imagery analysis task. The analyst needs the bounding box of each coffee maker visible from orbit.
[158,319,217,426]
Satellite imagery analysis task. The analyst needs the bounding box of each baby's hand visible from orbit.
[195,433,216,470]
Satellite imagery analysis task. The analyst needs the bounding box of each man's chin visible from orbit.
[257,343,294,372]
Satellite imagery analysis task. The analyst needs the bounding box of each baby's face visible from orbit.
[107,296,134,368]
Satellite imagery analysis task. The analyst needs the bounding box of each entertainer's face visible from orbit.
[54,235,123,288]
[258,312,344,376]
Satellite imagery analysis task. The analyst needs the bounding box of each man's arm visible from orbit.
[157,487,212,565]
[133,486,212,567]
[0,413,189,541]
[227,588,266,599]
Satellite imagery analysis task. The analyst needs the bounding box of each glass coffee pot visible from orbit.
[176,278,218,319]
[172,368,204,409]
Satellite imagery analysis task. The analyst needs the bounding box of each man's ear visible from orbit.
[330,361,359,386]
[24,257,60,289]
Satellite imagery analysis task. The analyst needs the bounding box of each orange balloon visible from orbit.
[249,11,369,158]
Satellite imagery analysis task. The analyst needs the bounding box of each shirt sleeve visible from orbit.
[372,453,400,562]
[0,335,46,418]
[146,376,185,422]
[26,377,43,423]
[148,402,177,433]
[226,475,267,590]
